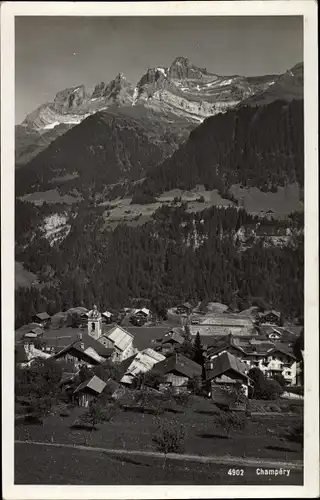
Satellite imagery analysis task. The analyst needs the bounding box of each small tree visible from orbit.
[152,419,185,468]
[79,402,111,430]
[248,368,284,400]
[216,410,247,437]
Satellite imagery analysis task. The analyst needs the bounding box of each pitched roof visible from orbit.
[206,352,249,381]
[24,327,43,337]
[133,308,150,316]
[102,311,112,318]
[120,349,166,383]
[102,325,134,352]
[153,353,202,379]
[53,341,108,365]
[271,343,296,360]
[74,375,106,394]
[161,331,185,345]
[34,312,51,320]
[77,334,114,358]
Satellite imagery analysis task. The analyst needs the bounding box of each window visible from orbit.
[92,323,95,331]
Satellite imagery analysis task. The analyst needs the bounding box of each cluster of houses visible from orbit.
[15,302,303,408]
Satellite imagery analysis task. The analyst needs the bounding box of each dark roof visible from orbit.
[206,352,249,381]
[206,334,240,357]
[78,334,114,357]
[153,353,202,379]
[74,375,106,394]
[34,312,51,321]
[271,343,296,360]
[161,331,185,345]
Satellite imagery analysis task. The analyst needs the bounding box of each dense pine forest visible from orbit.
[15,201,304,328]
[133,100,303,202]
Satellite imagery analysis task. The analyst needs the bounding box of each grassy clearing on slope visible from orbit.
[15,261,39,290]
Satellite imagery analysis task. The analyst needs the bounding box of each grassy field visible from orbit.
[15,396,303,464]
[15,442,303,485]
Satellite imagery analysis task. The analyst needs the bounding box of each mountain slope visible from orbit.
[134,99,304,200]
[15,110,165,198]
[240,63,303,106]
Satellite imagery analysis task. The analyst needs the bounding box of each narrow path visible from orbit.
[15,440,303,470]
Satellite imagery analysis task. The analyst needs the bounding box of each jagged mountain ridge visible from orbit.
[16,57,302,167]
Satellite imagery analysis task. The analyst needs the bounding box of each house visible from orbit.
[52,336,112,369]
[261,344,298,386]
[152,353,202,392]
[176,302,193,315]
[101,311,113,324]
[206,351,251,398]
[257,310,282,326]
[133,308,151,318]
[32,312,51,325]
[74,375,106,407]
[23,326,43,339]
[120,349,166,385]
[160,330,185,350]
[98,325,135,362]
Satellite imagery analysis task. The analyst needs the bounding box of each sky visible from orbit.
[15,16,303,124]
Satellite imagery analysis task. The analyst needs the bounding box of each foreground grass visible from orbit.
[15,397,303,464]
[15,442,303,485]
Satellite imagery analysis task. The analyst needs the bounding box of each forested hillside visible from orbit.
[15,202,303,328]
[134,100,303,201]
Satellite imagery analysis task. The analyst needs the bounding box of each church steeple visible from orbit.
[87,304,102,339]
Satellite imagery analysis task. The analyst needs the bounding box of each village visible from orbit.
[15,301,304,405]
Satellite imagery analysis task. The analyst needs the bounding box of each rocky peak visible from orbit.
[91,73,133,102]
[168,56,206,80]
[53,85,87,113]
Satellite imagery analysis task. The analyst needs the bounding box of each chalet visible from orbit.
[119,349,165,385]
[74,376,106,408]
[52,336,112,369]
[98,325,135,362]
[256,225,278,237]
[23,326,43,339]
[257,310,282,326]
[206,351,251,397]
[101,311,113,324]
[152,353,202,392]
[161,330,185,346]
[261,344,298,385]
[32,312,51,325]
[176,302,193,315]
[133,308,151,318]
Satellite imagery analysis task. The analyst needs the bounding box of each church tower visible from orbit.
[87,305,102,340]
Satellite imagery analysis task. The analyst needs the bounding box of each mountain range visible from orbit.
[15,57,302,168]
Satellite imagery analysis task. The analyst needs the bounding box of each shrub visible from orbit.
[79,401,114,430]
[152,419,185,467]
[216,410,247,436]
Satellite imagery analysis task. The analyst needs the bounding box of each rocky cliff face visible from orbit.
[16,57,302,167]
